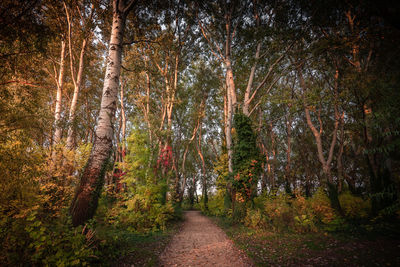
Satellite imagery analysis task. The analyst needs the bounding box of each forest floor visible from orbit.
[213,216,400,266]
[110,221,182,267]
[159,210,253,266]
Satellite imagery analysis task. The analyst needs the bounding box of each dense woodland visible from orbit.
[1,0,400,265]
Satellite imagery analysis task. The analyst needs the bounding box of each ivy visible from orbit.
[231,113,263,202]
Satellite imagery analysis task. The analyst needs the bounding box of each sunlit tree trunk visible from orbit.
[64,1,91,150]
[70,0,136,226]
[66,37,88,150]
[224,11,236,174]
[53,40,66,147]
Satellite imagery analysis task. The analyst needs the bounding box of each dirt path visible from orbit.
[160,211,253,267]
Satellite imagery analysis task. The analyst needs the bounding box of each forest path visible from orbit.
[160,210,253,267]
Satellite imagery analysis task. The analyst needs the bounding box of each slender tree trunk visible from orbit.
[297,65,342,211]
[196,126,208,210]
[270,123,276,189]
[70,0,135,226]
[285,111,292,193]
[66,38,88,150]
[243,3,261,116]
[144,71,152,142]
[224,9,236,174]
[225,60,235,173]
[179,118,200,202]
[120,79,127,154]
[53,40,66,147]
[337,116,345,193]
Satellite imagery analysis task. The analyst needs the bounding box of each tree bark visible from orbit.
[64,1,93,150]
[225,55,236,173]
[70,0,135,226]
[66,37,88,149]
[53,40,66,147]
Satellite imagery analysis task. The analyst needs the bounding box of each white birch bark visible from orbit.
[70,0,136,226]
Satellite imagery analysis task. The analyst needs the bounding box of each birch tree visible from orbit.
[70,0,137,226]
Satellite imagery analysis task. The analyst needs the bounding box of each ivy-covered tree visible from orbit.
[231,113,263,204]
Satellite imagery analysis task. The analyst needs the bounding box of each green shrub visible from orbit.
[26,212,95,266]
[203,191,226,217]
[107,187,175,233]
[1,208,95,266]
[339,191,371,219]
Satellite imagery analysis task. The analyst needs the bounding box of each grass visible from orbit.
[211,216,400,266]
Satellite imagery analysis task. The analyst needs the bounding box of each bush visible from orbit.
[25,211,95,266]
[339,191,371,219]
[244,191,319,232]
[292,193,317,233]
[310,188,337,224]
[0,142,95,266]
[244,208,265,229]
[202,191,226,217]
[263,193,294,231]
[0,207,95,266]
[107,186,175,233]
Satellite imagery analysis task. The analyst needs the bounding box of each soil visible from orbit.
[160,211,253,267]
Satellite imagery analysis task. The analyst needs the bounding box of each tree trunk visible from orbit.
[243,4,261,116]
[225,60,236,174]
[179,118,200,202]
[66,38,88,150]
[285,111,292,194]
[70,0,135,226]
[196,126,208,210]
[224,8,236,174]
[337,116,345,192]
[118,79,127,156]
[53,40,66,147]
[297,65,342,211]
[270,123,276,190]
